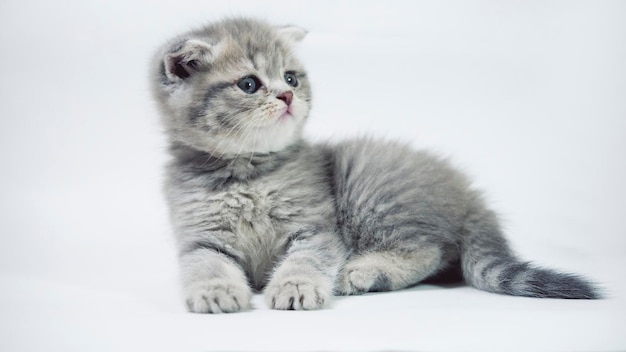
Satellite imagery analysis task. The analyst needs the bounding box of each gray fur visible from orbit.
[151,18,600,313]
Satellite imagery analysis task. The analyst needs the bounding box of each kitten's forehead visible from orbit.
[197,19,299,77]
[231,38,289,79]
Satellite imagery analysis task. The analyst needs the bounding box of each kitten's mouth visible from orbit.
[277,106,292,121]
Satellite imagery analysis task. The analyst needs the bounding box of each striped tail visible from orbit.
[460,205,600,299]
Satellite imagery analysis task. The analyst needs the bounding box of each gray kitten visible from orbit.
[151,18,599,313]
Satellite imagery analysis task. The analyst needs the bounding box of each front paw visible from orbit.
[265,276,331,310]
[185,278,252,314]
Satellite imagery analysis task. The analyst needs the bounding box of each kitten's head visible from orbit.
[151,18,311,156]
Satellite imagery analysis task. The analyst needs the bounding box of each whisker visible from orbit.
[263,120,272,154]
[224,118,258,171]
[249,122,261,165]
[201,114,251,167]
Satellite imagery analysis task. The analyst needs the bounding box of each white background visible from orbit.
[1,1,625,351]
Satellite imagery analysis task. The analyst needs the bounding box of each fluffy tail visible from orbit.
[461,205,600,299]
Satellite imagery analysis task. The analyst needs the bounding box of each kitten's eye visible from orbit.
[237,76,262,94]
[284,72,298,87]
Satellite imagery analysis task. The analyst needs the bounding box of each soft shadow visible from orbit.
[333,265,467,303]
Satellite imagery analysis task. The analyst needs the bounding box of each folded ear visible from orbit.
[163,39,215,82]
[276,25,308,44]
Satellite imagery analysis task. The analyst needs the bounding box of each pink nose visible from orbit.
[277,91,293,106]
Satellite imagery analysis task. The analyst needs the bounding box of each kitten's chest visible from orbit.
[214,181,299,288]
[216,181,295,233]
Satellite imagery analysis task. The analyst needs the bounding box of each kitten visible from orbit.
[151,18,600,313]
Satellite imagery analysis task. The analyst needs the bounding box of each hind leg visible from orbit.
[336,245,442,295]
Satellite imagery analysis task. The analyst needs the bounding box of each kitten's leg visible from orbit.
[336,245,442,295]
[180,248,252,313]
[265,229,347,310]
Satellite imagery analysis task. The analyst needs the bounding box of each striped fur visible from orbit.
[152,18,600,313]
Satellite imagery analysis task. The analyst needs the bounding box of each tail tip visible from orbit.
[516,267,603,299]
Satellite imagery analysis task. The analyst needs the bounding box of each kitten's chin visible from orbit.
[251,118,303,153]
[206,118,304,157]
